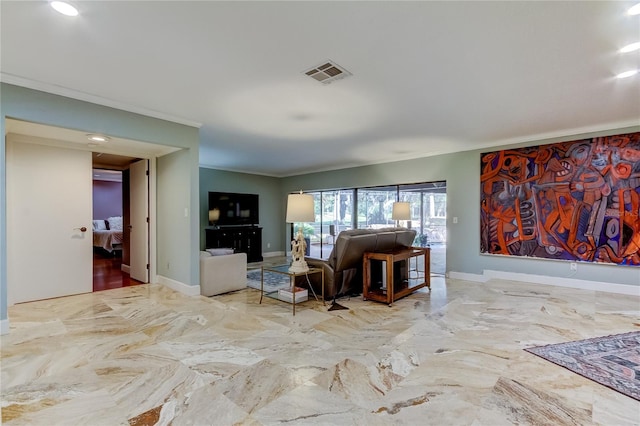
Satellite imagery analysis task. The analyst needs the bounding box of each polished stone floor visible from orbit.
[1,271,639,425]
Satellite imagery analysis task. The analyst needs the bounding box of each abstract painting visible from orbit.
[480,132,640,266]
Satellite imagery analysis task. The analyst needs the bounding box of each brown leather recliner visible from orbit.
[305,227,416,300]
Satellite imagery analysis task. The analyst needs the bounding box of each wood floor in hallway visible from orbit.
[93,250,143,292]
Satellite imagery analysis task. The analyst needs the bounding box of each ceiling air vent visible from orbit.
[303,60,352,85]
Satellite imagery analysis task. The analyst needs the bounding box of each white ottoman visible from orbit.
[200,251,247,296]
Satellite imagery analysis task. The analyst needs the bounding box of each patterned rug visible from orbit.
[246,268,291,293]
[525,331,640,401]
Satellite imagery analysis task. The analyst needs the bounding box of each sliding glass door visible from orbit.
[306,190,354,259]
[399,182,447,275]
[299,182,446,275]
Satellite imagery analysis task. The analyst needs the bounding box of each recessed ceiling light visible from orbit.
[50,1,79,17]
[87,134,110,143]
[620,42,640,53]
[615,69,639,79]
[628,3,640,15]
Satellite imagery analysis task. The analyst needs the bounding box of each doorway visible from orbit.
[5,118,174,305]
[91,162,145,291]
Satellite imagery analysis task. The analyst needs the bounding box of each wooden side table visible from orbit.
[363,247,430,305]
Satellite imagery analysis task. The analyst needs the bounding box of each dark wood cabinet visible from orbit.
[206,226,263,262]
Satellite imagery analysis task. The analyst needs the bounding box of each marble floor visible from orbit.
[1,271,639,425]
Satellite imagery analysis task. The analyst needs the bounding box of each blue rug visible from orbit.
[525,331,640,401]
[246,268,291,293]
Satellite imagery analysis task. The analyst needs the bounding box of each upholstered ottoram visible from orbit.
[200,251,247,296]
[306,227,416,300]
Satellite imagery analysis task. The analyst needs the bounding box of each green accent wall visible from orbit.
[199,168,281,254]
[279,126,640,288]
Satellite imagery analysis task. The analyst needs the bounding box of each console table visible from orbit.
[363,247,430,305]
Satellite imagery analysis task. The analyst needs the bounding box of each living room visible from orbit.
[1,1,639,424]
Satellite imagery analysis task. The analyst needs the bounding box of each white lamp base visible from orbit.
[288,260,309,273]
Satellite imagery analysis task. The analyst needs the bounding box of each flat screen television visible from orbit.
[208,192,259,226]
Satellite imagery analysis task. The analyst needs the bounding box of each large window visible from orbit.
[399,182,447,246]
[302,181,446,272]
[356,186,397,229]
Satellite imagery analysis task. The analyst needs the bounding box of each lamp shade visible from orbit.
[208,208,220,222]
[286,193,315,223]
[391,202,411,220]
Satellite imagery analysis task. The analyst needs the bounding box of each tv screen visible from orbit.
[208,192,259,226]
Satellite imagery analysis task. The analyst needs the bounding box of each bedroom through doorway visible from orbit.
[92,154,145,291]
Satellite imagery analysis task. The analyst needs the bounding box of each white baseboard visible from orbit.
[263,251,285,258]
[448,269,640,296]
[121,264,130,274]
[448,271,487,283]
[1,318,9,335]
[156,275,201,296]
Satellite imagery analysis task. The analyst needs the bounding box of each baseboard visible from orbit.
[263,251,285,258]
[156,275,201,296]
[448,269,640,296]
[0,318,9,335]
[448,271,487,283]
[121,263,130,274]
[483,269,640,296]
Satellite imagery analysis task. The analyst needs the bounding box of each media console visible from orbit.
[205,226,263,263]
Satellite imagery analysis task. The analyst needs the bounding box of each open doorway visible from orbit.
[6,118,177,305]
[92,164,135,291]
[92,153,150,291]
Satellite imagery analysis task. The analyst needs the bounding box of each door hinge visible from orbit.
[146,217,149,223]
[146,264,150,269]
[146,170,149,176]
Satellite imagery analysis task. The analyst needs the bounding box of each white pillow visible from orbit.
[93,220,107,230]
[107,216,123,231]
[206,248,234,256]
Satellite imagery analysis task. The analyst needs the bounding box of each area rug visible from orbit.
[525,331,639,401]
[246,269,291,293]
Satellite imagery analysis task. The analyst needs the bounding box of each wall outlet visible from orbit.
[267,243,271,248]
[570,262,577,272]
[453,217,458,224]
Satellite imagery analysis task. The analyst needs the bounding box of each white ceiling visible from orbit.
[2,1,639,177]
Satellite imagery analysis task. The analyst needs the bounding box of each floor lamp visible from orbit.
[286,192,315,273]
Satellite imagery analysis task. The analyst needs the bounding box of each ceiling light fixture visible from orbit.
[615,69,639,79]
[50,1,79,17]
[628,3,640,15]
[87,134,110,143]
[620,42,640,53]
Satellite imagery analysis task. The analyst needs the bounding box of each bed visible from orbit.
[93,217,123,253]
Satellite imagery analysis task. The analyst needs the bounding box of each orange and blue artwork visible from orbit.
[480,132,640,266]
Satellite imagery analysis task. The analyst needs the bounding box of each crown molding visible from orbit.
[1,73,203,129]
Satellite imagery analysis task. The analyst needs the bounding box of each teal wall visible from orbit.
[199,167,282,254]
[1,83,201,324]
[280,126,640,288]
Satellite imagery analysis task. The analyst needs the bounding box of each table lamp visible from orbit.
[392,201,411,228]
[286,191,315,273]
